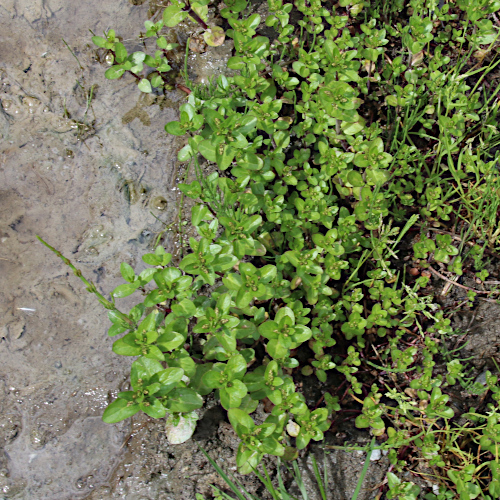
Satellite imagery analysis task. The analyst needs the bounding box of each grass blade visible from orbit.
[311,456,327,500]
[199,446,252,500]
[291,460,309,500]
[351,438,375,500]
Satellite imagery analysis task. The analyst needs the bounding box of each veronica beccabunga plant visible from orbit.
[40,0,500,497]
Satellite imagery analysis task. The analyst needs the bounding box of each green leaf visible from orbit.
[166,350,197,378]
[235,289,254,309]
[227,56,246,70]
[198,140,217,162]
[259,320,279,339]
[237,448,263,474]
[240,152,262,171]
[156,331,185,351]
[138,268,157,284]
[112,338,141,356]
[107,323,128,337]
[157,367,184,393]
[163,5,188,27]
[138,310,162,333]
[145,345,165,361]
[228,408,255,431]
[355,415,370,428]
[387,472,401,489]
[140,398,166,419]
[108,309,129,326]
[112,282,140,298]
[132,356,165,382]
[203,369,224,389]
[216,143,236,170]
[142,254,161,266]
[105,66,125,80]
[171,298,196,317]
[166,388,203,412]
[296,431,312,450]
[129,304,145,323]
[156,36,168,49]
[192,205,209,226]
[151,73,164,88]
[102,399,139,423]
[238,394,259,414]
[165,121,185,136]
[138,78,152,93]
[114,42,128,63]
[366,168,390,186]
[226,379,247,398]
[203,26,226,47]
[120,262,136,283]
[92,36,107,48]
[341,121,365,135]
[220,382,247,409]
[227,354,247,380]
[179,181,202,198]
[347,170,364,187]
[267,338,289,359]
[178,143,194,161]
[242,215,263,234]
[189,363,214,396]
[215,330,237,353]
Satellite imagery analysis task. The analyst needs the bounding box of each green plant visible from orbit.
[198,445,330,500]
[38,0,500,497]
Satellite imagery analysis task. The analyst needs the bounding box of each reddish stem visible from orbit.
[127,70,141,81]
[184,7,208,30]
[176,84,191,94]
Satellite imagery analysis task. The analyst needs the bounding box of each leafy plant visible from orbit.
[38,0,500,497]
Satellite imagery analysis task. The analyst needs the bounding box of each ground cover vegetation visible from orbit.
[39,0,500,497]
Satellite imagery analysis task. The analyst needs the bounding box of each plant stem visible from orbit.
[184,7,208,29]
[36,236,134,326]
[62,38,84,72]
[127,70,141,81]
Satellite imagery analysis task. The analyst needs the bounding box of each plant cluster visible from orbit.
[41,0,500,498]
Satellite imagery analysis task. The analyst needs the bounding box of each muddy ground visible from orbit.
[1,1,500,499]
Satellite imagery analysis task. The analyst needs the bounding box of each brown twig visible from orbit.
[428,266,500,296]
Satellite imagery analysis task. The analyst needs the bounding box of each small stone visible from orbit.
[54,361,62,369]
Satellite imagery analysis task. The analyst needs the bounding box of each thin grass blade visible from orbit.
[199,447,252,500]
[311,456,327,500]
